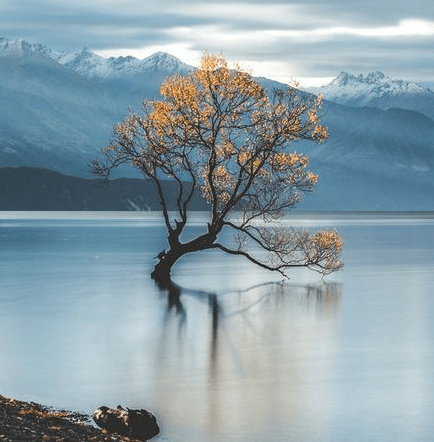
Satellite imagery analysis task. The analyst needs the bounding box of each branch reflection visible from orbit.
[154,279,341,433]
[155,279,341,361]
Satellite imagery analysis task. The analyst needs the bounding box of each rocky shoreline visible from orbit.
[0,394,143,441]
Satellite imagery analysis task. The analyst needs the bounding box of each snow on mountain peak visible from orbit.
[0,37,57,58]
[142,51,186,70]
[56,48,190,79]
[329,70,388,88]
[313,70,429,107]
[54,48,110,78]
[330,71,355,86]
[362,71,386,84]
[0,38,190,79]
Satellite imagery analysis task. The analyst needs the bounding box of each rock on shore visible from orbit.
[0,393,148,441]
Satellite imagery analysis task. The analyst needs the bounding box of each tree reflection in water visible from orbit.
[153,278,341,438]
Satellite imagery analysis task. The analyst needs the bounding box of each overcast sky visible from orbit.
[1,0,433,87]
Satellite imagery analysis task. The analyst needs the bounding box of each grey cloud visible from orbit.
[184,28,434,83]
[4,0,433,38]
[258,37,434,82]
[0,0,213,51]
[1,0,433,84]
[300,0,433,26]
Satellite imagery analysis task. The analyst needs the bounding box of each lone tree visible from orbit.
[91,53,342,283]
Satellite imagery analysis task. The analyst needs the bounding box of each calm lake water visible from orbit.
[1,211,433,442]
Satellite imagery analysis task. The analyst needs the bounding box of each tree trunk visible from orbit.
[151,249,183,284]
[151,229,219,284]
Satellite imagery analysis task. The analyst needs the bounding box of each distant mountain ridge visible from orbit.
[0,38,191,79]
[310,70,434,120]
[54,49,191,80]
[1,37,433,210]
[323,71,428,94]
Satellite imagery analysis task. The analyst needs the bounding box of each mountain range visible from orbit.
[309,71,434,121]
[0,37,433,210]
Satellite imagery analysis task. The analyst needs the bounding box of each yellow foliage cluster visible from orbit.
[160,76,198,105]
[271,152,308,170]
[307,171,319,185]
[195,53,264,102]
[313,230,342,251]
[311,124,329,141]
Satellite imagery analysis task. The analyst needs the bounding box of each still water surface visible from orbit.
[1,211,433,441]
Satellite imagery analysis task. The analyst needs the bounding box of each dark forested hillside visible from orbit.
[0,167,208,211]
[2,166,433,211]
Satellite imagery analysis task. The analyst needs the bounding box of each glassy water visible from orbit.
[1,211,433,441]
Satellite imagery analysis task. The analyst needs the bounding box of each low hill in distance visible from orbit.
[0,167,208,211]
[1,166,433,211]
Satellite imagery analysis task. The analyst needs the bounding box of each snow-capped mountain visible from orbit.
[1,38,433,210]
[318,71,427,101]
[0,37,191,80]
[54,48,191,80]
[0,38,192,176]
[0,37,57,58]
[310,71,434,120]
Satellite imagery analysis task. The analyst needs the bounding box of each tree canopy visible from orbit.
[91,53,342,283]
